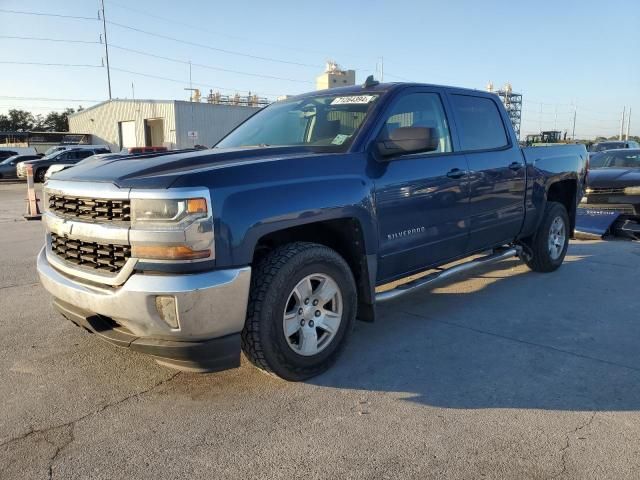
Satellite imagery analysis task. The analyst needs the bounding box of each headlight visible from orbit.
[130,195,214,262]
[624,186,640,195]
[131,198,207,230]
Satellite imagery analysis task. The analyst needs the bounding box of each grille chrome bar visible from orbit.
[47,193,131,222]
[51,233,131,273]
[587,187,626,195]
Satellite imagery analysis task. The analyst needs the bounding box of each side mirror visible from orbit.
[376,127,438,159]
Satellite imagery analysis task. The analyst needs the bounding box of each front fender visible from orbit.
[213,175,377,267]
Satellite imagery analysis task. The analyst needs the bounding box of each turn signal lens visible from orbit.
[132,245,211,260]
[624,186,640,195]
[187,198,207,214]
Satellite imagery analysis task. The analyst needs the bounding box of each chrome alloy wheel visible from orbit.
[548,216,566,260]
[282,273,343,356]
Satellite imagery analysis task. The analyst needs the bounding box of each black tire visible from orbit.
[241,242,357,381]
[35,168,46,183]
[524,201,570,272]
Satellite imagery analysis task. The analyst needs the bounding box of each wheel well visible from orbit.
[253,219,375,321]
[547,179,577,233]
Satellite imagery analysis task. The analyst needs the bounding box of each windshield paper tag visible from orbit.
[331,134,350,145]
[331,95,376,105]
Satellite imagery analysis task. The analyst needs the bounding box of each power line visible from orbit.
[0,61,103,68]
[105,20,322,69]
[109,44,313,84]
[109,66,286,97]
[0,8,98,21]
[105,0,370,62]
[0,95,103,102]
[0,35,100,45]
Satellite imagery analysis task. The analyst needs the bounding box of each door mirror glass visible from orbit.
[377,126,439,157]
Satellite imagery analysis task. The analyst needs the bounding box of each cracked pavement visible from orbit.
[1,182,640,479]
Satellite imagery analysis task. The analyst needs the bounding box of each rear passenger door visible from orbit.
[448,94,526,252]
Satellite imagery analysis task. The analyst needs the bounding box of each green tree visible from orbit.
[42,108,78,132]
[0,109,36,131]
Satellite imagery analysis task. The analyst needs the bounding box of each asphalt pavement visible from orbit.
[1,181,639,479]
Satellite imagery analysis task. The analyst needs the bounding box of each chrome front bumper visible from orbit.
[37,247,251,342]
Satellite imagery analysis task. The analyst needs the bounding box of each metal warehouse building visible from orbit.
[68,99,261,152]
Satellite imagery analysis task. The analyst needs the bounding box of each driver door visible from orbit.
[373,90,471,282]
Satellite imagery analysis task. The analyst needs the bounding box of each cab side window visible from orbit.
[379,93,452,154]
[450,95,508,151]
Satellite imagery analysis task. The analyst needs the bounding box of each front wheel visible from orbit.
[35,168,46,183]
[241,242,357,381]
[523,201,570,272]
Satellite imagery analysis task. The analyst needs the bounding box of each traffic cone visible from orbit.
[23,164,42,221]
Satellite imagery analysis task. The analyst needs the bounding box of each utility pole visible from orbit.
[625,108,631,140]
[619,107,626,140]
[572,107,577,140]
[100,0,112,100]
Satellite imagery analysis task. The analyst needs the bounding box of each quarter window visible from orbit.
[379,93,452,154]
[450,95,508,151]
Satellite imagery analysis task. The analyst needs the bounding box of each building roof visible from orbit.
[69,98,261,118]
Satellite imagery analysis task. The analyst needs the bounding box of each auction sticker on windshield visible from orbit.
[330,95,377,105]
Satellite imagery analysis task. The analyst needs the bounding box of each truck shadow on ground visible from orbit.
[312,242,640,411]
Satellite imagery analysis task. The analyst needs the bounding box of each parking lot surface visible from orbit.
[1,181,639,479]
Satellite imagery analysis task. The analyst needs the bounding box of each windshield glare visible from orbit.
[1,156,18,165]
[590,151,640,169]
[216,94,380,151]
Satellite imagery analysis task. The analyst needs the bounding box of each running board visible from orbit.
[375,247,521,302]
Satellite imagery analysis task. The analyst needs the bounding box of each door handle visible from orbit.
[509,161,524,171]
[446,168,466,179]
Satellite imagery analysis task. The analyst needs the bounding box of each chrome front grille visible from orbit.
[47,194,131,223]
[587,187,625,195]
[581,204,637,215]
[50,233,131,273]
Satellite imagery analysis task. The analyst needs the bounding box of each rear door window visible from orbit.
[450,95,508,151]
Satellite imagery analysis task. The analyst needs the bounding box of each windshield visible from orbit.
[44,146,65,156]
[590,151,640,169]
[1,155,19,165]
[592,142,624,152]
[216,93,380,151]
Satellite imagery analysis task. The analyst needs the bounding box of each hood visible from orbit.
[587,168,640,188]
[50,146,321,189]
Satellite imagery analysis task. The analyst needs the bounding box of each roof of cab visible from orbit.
[290,82,495,100]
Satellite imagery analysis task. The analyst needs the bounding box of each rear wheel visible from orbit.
[241,242,357,381]
[524,201,570,272]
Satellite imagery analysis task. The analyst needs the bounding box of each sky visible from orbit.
[0,0,638,139]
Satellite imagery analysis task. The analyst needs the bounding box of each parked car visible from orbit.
[17,147,111,182]
[590,140,640,153]
[42,144,111,157]
[0,146,40,162]
[578,149,640,239]
[37,81,587,380]
[44,153,124,180]
[0,154,41,179]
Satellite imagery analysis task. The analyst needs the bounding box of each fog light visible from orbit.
[155,296,179,329]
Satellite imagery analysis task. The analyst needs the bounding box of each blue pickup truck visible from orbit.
[38,81,587,380]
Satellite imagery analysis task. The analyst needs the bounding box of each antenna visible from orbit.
[362,75,379,88]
